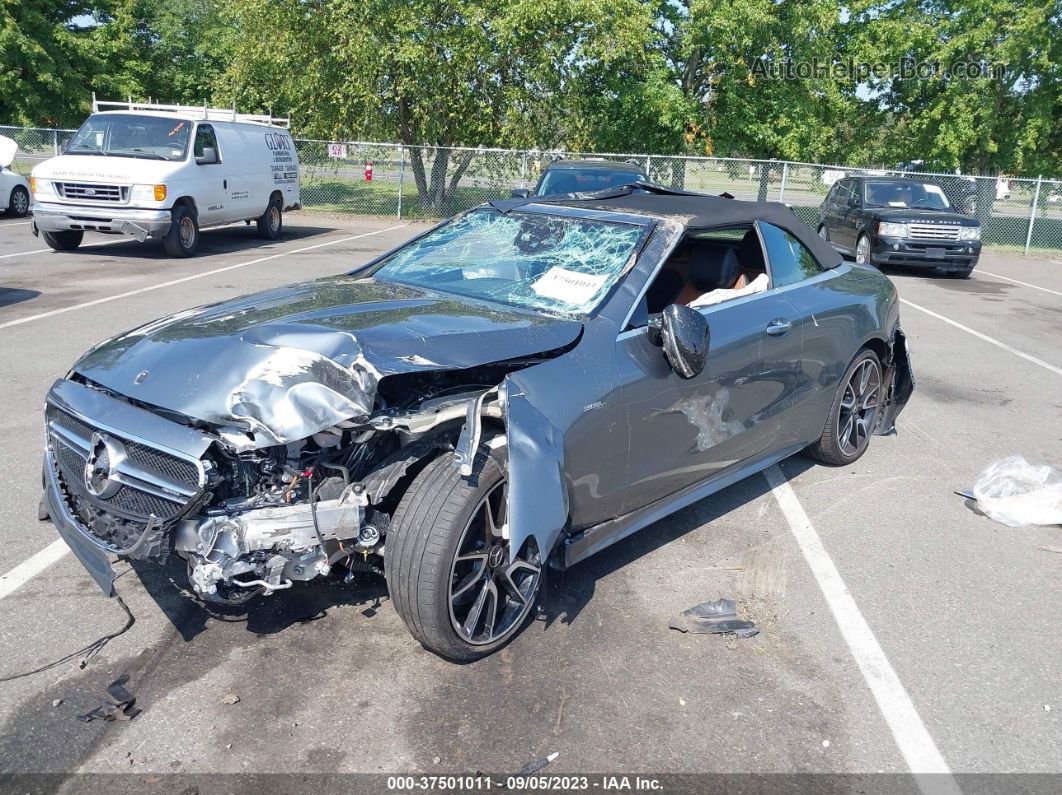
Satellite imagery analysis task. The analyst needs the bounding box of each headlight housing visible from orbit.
[31,177,55,197]
[130,184,167,203]
[878,221,908,238]
[958,226,981,241]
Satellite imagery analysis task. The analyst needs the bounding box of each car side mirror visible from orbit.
[651,304,709,379]
[196,147,218,165]
[511,188,531,199]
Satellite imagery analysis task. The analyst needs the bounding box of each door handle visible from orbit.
[223,179,228,189]
[766,318,792,336]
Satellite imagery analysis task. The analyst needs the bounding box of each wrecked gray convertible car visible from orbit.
[42,185,912,660]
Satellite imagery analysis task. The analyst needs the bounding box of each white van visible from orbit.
[30,99,301,256]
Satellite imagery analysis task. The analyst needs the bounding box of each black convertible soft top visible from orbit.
[491,182,843,269]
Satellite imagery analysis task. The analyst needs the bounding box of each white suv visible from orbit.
[30,100,301,256]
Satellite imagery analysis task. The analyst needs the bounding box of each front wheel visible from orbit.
[855,234,872,264]
[805,349,882,466]
[8,186,29,217]
[163,205,199,257]
[942,266,974,279]
[42,230,83,251]
[386,443,544,661]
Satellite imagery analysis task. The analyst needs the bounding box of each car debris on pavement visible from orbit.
[669,598,759,638]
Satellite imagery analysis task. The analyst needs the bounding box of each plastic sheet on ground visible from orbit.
[968,455,1062,528]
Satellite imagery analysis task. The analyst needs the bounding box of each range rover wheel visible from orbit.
[256,195,283,240]
[855,234,872,264]
[942,266,973,279]
[163,205,199,257]
[42,230,83,251]
[805,349,882,466]
[386,442,544,661]
[8,185,29,217]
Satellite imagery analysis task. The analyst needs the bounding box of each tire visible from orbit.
[805,348,882,466]
[855,233,872,265]
[42,230,83,251]
[7,185,29,217]
[256,195,283,239]
[942,266,973,279]
[163,205,199,257]
[386,442,544,661]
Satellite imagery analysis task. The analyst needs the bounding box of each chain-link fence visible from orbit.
[5,124,1061,256]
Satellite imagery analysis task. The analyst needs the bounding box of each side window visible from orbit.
[194,124,219,163]
[757,222,823,288]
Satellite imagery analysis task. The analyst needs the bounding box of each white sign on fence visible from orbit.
[328,143,347,159]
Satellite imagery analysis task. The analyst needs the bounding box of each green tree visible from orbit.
[0,0,97,126]
[847,0,1062,177]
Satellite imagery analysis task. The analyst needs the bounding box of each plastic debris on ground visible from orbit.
[76,673,141,723]
[669,598,759,638]
[963,455,1062,528]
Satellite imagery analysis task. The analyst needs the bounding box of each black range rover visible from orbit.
[817,176,982,277]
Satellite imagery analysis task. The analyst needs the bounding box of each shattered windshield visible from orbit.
[371,209,645,315]
[65,114,191,161]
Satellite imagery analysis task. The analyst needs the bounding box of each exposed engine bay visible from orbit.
[46,361,530,605]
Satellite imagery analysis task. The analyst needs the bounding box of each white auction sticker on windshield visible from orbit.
[531,267,607,305]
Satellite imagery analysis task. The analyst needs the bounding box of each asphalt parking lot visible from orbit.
[0,213,1059,788]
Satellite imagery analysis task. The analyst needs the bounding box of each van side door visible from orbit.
[192,124,227,226]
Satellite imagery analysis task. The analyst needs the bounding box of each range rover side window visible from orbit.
[757,222,823,288]
[194,125,220,165]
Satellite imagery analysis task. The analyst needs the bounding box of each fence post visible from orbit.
[396,145,405,220]
[1024,176,1042,255]
[53,129,58,156]
[778,162,789,202]
[645,155,651,178]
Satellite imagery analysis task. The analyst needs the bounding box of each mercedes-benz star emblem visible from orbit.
[84,432,123,498]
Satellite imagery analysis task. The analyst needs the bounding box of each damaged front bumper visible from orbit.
[32,201,172,241]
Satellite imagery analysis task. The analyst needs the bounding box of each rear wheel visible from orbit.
[42,230,83,251]
[855,234,872,264]
[386,443,544,661]
[256,195,283,239]
[8,185,29,217]
[806,349,882,466]
[163,205,199,257]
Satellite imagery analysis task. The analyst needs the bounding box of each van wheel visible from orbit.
[386,443,544,661]
[42,230,83,251]
[8,186,29,217]
[163,206,199,257]
[256,196,282,240]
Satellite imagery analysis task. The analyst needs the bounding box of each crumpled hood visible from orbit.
[74,276,582,445]
[32,154,176,183]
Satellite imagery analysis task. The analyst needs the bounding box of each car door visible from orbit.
[615,238,805,514]
[191,124,227,226]
[829,179,855,250]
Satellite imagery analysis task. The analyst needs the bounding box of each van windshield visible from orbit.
[65,114,191,161]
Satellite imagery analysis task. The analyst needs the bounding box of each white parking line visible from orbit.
[976,269,1062,298]
[0,221,32,227]
[0,224,408,330]
[764,466,958,792]
[0,540,69,600]
[0,236,136,260]
[901,298,1062,377]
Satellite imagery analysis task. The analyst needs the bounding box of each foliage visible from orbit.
[1,0,1059,177]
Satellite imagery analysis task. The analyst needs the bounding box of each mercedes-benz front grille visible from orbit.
[45,405,204,537]
[55,182,129,203]
[908,223,960,241]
